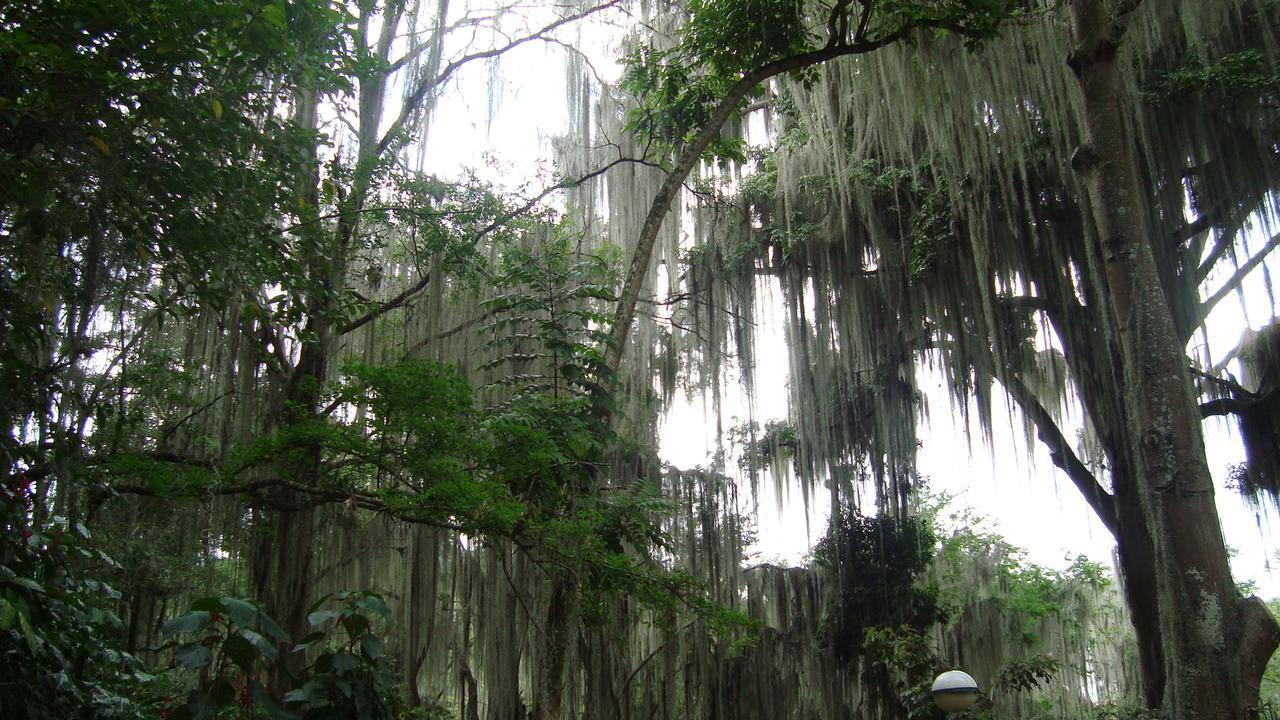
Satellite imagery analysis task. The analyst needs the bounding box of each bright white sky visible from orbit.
[414,3,1280,596]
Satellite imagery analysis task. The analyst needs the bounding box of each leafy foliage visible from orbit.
[480,229,618,411]
[812,506,942,663]
[161,591,402,720]
[619,0,1022,162]
[1148,49,1280,105]
[730,420,800,472]
[993,654,1060,693]
[679,0,812,77]
[0,472,158,719]
[933,509,1110,632]
[0,0,348,444]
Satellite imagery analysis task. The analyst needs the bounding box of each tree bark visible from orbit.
[1065,1,1279,715]
[254,83,328,689]
[534,574,580,720]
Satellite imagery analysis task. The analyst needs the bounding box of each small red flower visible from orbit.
[20,529,32,546]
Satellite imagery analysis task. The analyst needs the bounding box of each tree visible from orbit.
[9,0,1280,716]
[602,0,1280,716]
[607,0,1016,371]
[3,0,717,710]
[0,0,345,519]
[1065,1,1278,713]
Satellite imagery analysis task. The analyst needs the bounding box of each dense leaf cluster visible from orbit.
[161,592,401,720]
[0,0,347,441]
[0,473,156,719]
[812,506,942,664]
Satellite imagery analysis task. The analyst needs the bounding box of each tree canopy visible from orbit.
[4,0,1280,719]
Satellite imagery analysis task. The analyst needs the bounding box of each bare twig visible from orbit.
[378,1,620,157]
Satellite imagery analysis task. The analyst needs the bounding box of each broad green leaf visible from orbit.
[162,610,211,636]
[184,689,216,720]
[354,593,390,618]
[174,642,213,669]
[261,3,287,28]
[282,689,308,704]
[240,627,278,662]
[190,598,222,614]
[257,610,289,642]
[7,577,42,592]
[218,596,258,627]
[221,633,257,671]
[341,612,370,638]
[207,677,236,708]
[308,609,341,627]
[359,632,383,660]
[17,610,42,652]
[292,630,325,652]
[331,651,360,673]
[0,599,17,630]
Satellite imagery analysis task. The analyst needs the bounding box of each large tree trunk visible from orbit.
[1065,1,1279,715]
[534,574,580,720]
[1111,468,1167,707]
[253,83,329,689]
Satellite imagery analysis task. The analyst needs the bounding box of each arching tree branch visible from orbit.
[1002,374,1118,535]
[1197,230,1280,325]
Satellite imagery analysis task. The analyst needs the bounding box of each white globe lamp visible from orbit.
[931,669,980,713]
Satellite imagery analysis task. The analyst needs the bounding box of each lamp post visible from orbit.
[931,669,980,713]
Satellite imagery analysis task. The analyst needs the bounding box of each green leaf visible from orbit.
[17,609,42,652]
[0,598,17,630]
[257,610,289,642]
[184,689,216,720]
[331,651,360,673]
[354,593,390,619]
[221,633,257,671]
[341,612,369,638]
[251,680,299,719]
[218,596,258,627]
[240,627,278,662]
[162,610,211,636]
[7,577,42,592]
[207,677,236,708]
[190,598,222,614]
[174,642,213,669]
[308,609,341,627]
[359,632,383,660]
[293,630,325,652]
[261,3,287,28]
[282,689,309,704]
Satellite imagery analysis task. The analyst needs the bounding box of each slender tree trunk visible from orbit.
[1066,1,1279,715]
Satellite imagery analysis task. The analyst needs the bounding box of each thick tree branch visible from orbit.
[1195,212,1251,284]
[1198,396,1254,418]
[1003,374,1118,535]
[606,16,957,372]
[340,272,432,335]
[1190,365,1255,399]
[1197,230,1280,324]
